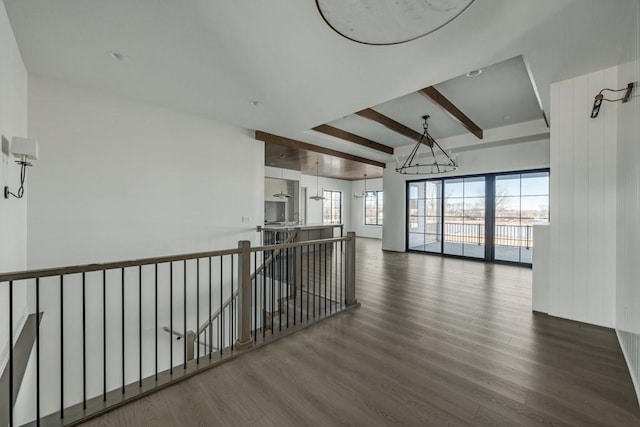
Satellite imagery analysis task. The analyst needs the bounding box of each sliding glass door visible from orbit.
[494,171,549,263]
[406,169,549,265]
[443,177,485,258]
[408,180,442,253]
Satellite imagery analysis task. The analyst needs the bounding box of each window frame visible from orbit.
[405,168,550,266]
[364,190,383,226]
[322,190,342,225]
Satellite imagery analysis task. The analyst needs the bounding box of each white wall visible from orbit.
[300,174,352,232]
[21,76,265,420]
[0,0,29,399]
[616,0,640,405]
[382,139,550,252]
[548,67,618,328]
[351,177,383,239]
[27,76,264,267]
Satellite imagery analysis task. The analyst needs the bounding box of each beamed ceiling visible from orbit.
[4,0,636,179]
[258,55,546,179]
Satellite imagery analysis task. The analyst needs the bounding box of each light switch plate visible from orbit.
[1,135,9,156]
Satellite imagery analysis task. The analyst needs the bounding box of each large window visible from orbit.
[323,190,342,224]
[407,169,549,265]
[364,191,383,225]
[494,171,550,263]
[408,181,441,253]
[443,176,486,259]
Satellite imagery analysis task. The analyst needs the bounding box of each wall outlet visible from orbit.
[242,216,251,223]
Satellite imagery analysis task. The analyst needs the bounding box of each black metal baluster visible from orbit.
[299,247,303,324]
[270,249,274,336]
[306,246,310,321]
[293,247,297,326]
[279,245,282,333]
[82,272,87,409]
[155,264,158,381]
[36,278,40,424]
[336,241,339,309]
[9,281,13,427]
[209,257,212,359]
[341,240,344,308]
[253,251,257,341]
[313,244,316,319]
[337,240,341,308]
[330,243,334,314]
[262,251,266,339]
[60,276,64,418]
[121,268,125,394]
[286,247,289,329]
[139,266,142,387]
[229,254,235,351]
[103,271,106,401]
[183,260,187,369]
[319,243,322,315]
[324,243,327,315]
[219,257,223,355]
[170,263,173,374]
[196,259,200,364]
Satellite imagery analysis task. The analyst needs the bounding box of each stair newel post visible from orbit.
[186,331,196,361]
[345,232,357,306]
[236,240,253,350]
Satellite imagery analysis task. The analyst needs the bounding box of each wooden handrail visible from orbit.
[251,235,347,253]
[0,247,242,282]
[251,230,298,278]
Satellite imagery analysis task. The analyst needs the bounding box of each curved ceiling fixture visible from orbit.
[316,0,475,45]
[395,115,458,175]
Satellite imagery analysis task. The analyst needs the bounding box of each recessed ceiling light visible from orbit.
[269,162,276,166]
[108,51,128,61]
[466,69,482,77]
[503,115,511,120]
[250,100,259,106]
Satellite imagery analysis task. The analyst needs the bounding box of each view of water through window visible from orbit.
[407,170,549,264]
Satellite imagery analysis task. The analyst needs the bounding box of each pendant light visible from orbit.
[272,167,292,199]
[395,115,458,175]
[353,174,369,199]
[309,161,326,201]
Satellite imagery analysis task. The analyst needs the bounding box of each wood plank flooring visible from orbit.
[81,238,640,426]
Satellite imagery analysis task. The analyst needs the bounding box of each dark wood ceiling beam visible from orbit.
[355,108,423,142]
[255,131,386,169]
[419,86,483,139]
[311,124,394,155]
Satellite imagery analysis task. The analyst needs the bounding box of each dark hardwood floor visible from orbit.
[82,238,640,426]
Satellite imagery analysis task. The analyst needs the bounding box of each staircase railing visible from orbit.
[0,232,357,426]
[186,230,299,349]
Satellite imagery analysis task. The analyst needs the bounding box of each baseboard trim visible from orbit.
[616,329,640,409]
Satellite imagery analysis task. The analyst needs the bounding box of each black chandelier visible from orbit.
[395,115,458,175]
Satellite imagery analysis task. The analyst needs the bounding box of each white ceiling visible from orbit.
[352,55,544,144]
[3,0,637,163]
[432,55,543,132]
